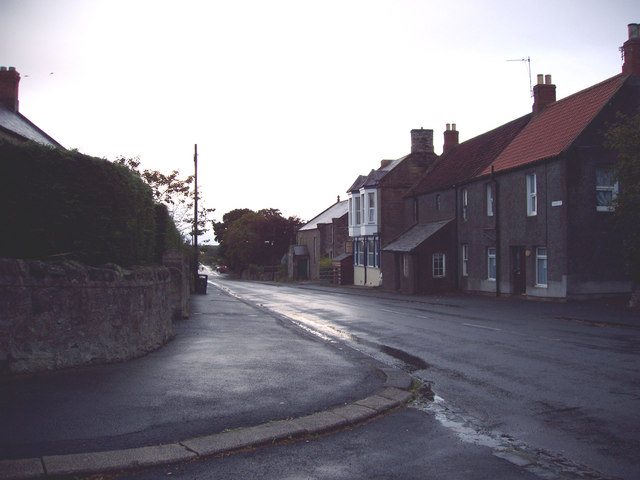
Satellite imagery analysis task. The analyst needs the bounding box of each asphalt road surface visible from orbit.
[203,276,640,480]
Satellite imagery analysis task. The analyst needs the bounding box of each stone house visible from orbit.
[290,199,348,281]
[383,23,640,300]
[346,129,438,287]
[0,66,63,148]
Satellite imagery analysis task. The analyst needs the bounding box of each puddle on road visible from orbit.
[412,394,503,449]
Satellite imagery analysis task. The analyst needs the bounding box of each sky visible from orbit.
[1,0,638,242]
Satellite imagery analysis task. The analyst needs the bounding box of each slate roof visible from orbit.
[407,115,531,196]
[382,219,453,253]
[483,73,628,175]
[298,200,348,231]
[347,157,405,193]
[0,105,63,148]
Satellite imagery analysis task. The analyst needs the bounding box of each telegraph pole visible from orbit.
[193,144,199,282]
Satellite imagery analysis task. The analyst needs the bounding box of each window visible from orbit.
[367,238,375,267]
[536,247,548,287]
[486,183,494,216]
[348,198,353,225]
[487,247,496,280]
[435,194,441,211]
[596,168,618,212]
[526,174,537,216]
[354,239,365,266]
[403,254,409,278]
[367,192,376,223]
[432,253,445,278]
[461,244,469,277]
[354,196,361,225]
[461,189,468,220]
[413,198,419,222]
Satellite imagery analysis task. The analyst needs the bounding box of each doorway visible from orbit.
[511,246,526,295]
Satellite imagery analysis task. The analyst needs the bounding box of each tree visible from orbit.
[212,208,254,243]
[605,108,640,306]
[216,208,303,271]
[115,157,215,243]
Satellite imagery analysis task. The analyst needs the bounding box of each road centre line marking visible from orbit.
[462,323,502,331]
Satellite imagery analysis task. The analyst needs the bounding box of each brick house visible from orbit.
[290,199,348,281]
[0,66,63,148]
[383,24,640,300]
[347,129,438,287]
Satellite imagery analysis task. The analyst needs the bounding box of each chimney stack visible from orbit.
[532,73,556,115]
[410,128,434,154]
[443,123,459,154]
[623,23,640,75]
[0,66,20,112]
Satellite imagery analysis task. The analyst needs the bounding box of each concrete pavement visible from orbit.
[0,281,414,480]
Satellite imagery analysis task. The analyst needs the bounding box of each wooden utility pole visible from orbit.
[193,144,199,281]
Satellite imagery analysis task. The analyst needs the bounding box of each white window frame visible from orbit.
[432,253,445,278]
[596,168,618,212]
[536,247,548,287]
[367,238,376,267]
[461,189,468,221]
[486,183,494,217]
[526,174,537,216]
[354,195,361,225]
[348,197,353,225]
[461,244,469,277]
[367,191,376,223]
[487,247,496,281]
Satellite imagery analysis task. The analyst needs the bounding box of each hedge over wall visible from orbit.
[0,139,179,266]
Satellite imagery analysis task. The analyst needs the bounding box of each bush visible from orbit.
[0,140,163,266]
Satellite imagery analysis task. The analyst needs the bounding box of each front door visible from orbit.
[511,246,526,295]
[297,258,309,280]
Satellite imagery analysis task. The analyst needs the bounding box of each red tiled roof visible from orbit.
[483,74,627,175]
[408,114,531,196]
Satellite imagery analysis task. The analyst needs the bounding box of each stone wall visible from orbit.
[162,250,190,320]
[0,258,174,375]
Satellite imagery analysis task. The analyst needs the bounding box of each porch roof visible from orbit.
[382,219,453,253]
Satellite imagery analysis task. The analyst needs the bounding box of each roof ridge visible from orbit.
[486,73,627,175]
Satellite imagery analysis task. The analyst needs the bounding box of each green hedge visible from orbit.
[0,139,177,266]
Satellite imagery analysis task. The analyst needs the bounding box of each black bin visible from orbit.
[196,274,208,294]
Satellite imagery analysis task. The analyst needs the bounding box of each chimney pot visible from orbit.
[629,23,640,39]
[532,73,556,114]
[443,123,459,155]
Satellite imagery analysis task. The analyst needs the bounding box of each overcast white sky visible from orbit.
[1,0,638,241]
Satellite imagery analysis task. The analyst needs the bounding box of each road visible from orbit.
[207,276,640,480]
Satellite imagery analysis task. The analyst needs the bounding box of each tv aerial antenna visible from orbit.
[507,56,532,97]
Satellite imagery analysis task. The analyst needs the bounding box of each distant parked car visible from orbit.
[218,265,228,273]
